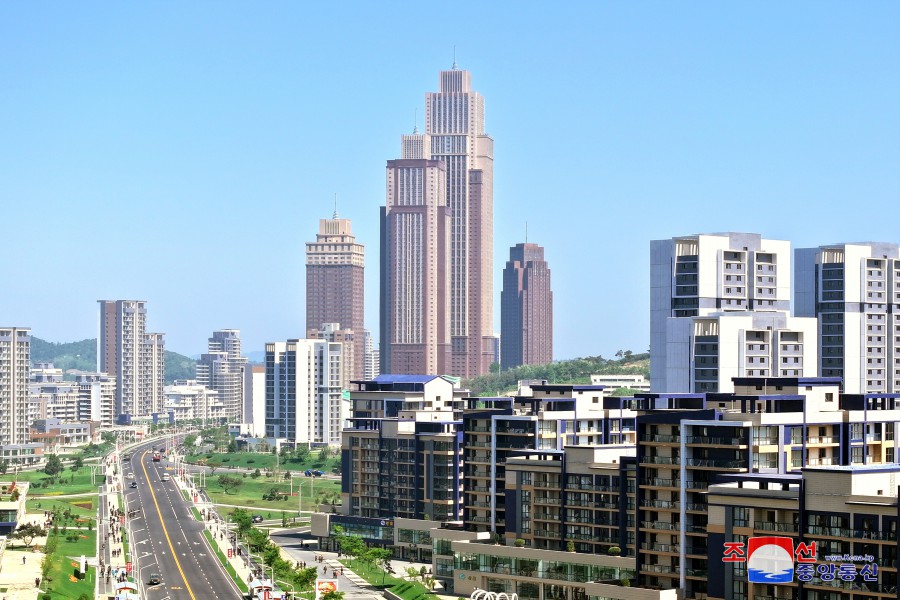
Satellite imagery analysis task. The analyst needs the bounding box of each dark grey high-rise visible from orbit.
[501,243,553,370]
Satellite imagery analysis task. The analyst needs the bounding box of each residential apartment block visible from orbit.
[651,233,794,392]
[0,327,31,446]
[339,375,465,524]
[796,242,900,394]
[164,380,223,423]
[265,338,345,446]
[98,300,165,420]
[196,329,248,422]
[308,323,353,392]
[325,376,900,599]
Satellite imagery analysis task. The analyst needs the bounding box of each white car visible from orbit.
[126,473,134,479]
[161,474,170,482]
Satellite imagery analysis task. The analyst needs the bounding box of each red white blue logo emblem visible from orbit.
[747,537,794,583]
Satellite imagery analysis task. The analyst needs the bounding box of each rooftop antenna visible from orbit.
[413,108,418,134]
[333,193,339,219]
[525,221,528,244]
[452,45,458,70]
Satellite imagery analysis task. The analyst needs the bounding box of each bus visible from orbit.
[152,451,161,462]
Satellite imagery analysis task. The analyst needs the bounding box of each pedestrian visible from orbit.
[35,577,40,588]
[323,566,327,574]
[22,556,26,565]
[340,567,343,576]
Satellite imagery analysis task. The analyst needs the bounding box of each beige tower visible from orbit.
[306,216,365,382]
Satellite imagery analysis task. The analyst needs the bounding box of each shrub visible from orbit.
[514,538,525,547]
[566,540,575,552]
[607,546,621,556]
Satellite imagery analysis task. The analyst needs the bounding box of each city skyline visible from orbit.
[1,3,897,361]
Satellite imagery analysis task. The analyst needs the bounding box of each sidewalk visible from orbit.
[97,453,131,598]
[0,513,46,600]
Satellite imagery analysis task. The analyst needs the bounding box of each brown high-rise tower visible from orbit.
[306,216,365,382]
[501,243,553,370]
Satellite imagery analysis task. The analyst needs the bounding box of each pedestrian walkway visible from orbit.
[0,519,45,600]
[97,454,131,598]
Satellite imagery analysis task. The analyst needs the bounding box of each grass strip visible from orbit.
[203,529,249,593]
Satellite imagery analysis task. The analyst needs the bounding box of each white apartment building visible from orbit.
[243,364,265,437]
[362,329,379,381]
[265,339,345,446]
[664,311,818,393]
[196,329,248,422]
[796,242,900,394]
[164,380,223,423]
[650,233,793,392]
[75,372,116,427]
[0,327,31,446]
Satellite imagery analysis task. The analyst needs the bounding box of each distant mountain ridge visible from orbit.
[31,337,196,384]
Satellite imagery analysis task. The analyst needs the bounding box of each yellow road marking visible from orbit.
[139,450,198,600]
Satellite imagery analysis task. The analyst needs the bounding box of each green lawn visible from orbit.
[203,474,340,512]
[27,496,97,519]
[41,530,96,600]
[13,468,101,496]
[187,451,341,474]
[339,559,438,600]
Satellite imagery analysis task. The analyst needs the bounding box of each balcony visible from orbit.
[754,521,798,534]
[686,436,747,446]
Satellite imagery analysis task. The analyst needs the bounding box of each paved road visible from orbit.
[124,440,241,600]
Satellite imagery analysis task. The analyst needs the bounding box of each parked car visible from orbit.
[147,572,161,585]
[252,514,264,523]
[311,469,324,477]
[130,481,138,489]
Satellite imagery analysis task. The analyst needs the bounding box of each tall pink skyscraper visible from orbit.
[381,65,494,377]
[381,133,451,375]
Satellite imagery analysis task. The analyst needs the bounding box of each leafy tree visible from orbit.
[183,434,197,448]
[208,460,223,475]
[229,508,253,536]
[365,548,392,584]
[71,455,84,471]
[12,522,46,547]
[320,591,345,600]
[246,528,270,553]
[0,459,8,475]
[317,446,331,461]
[44,454,64,477]
[101,431,117,444]
[217,474,244,495]
[294,445,311,463]
[295,566,318,590]
[337,532,366,565]
[489,362,500,374]
[227,439,238,453]
[252,468,261,479]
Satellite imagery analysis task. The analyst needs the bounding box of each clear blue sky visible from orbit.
[1,2,898,360]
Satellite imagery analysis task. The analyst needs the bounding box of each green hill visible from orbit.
[31,337,195,384]
[464,352,650,396]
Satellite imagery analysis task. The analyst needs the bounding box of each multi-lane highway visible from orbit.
[122,439,241,600]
